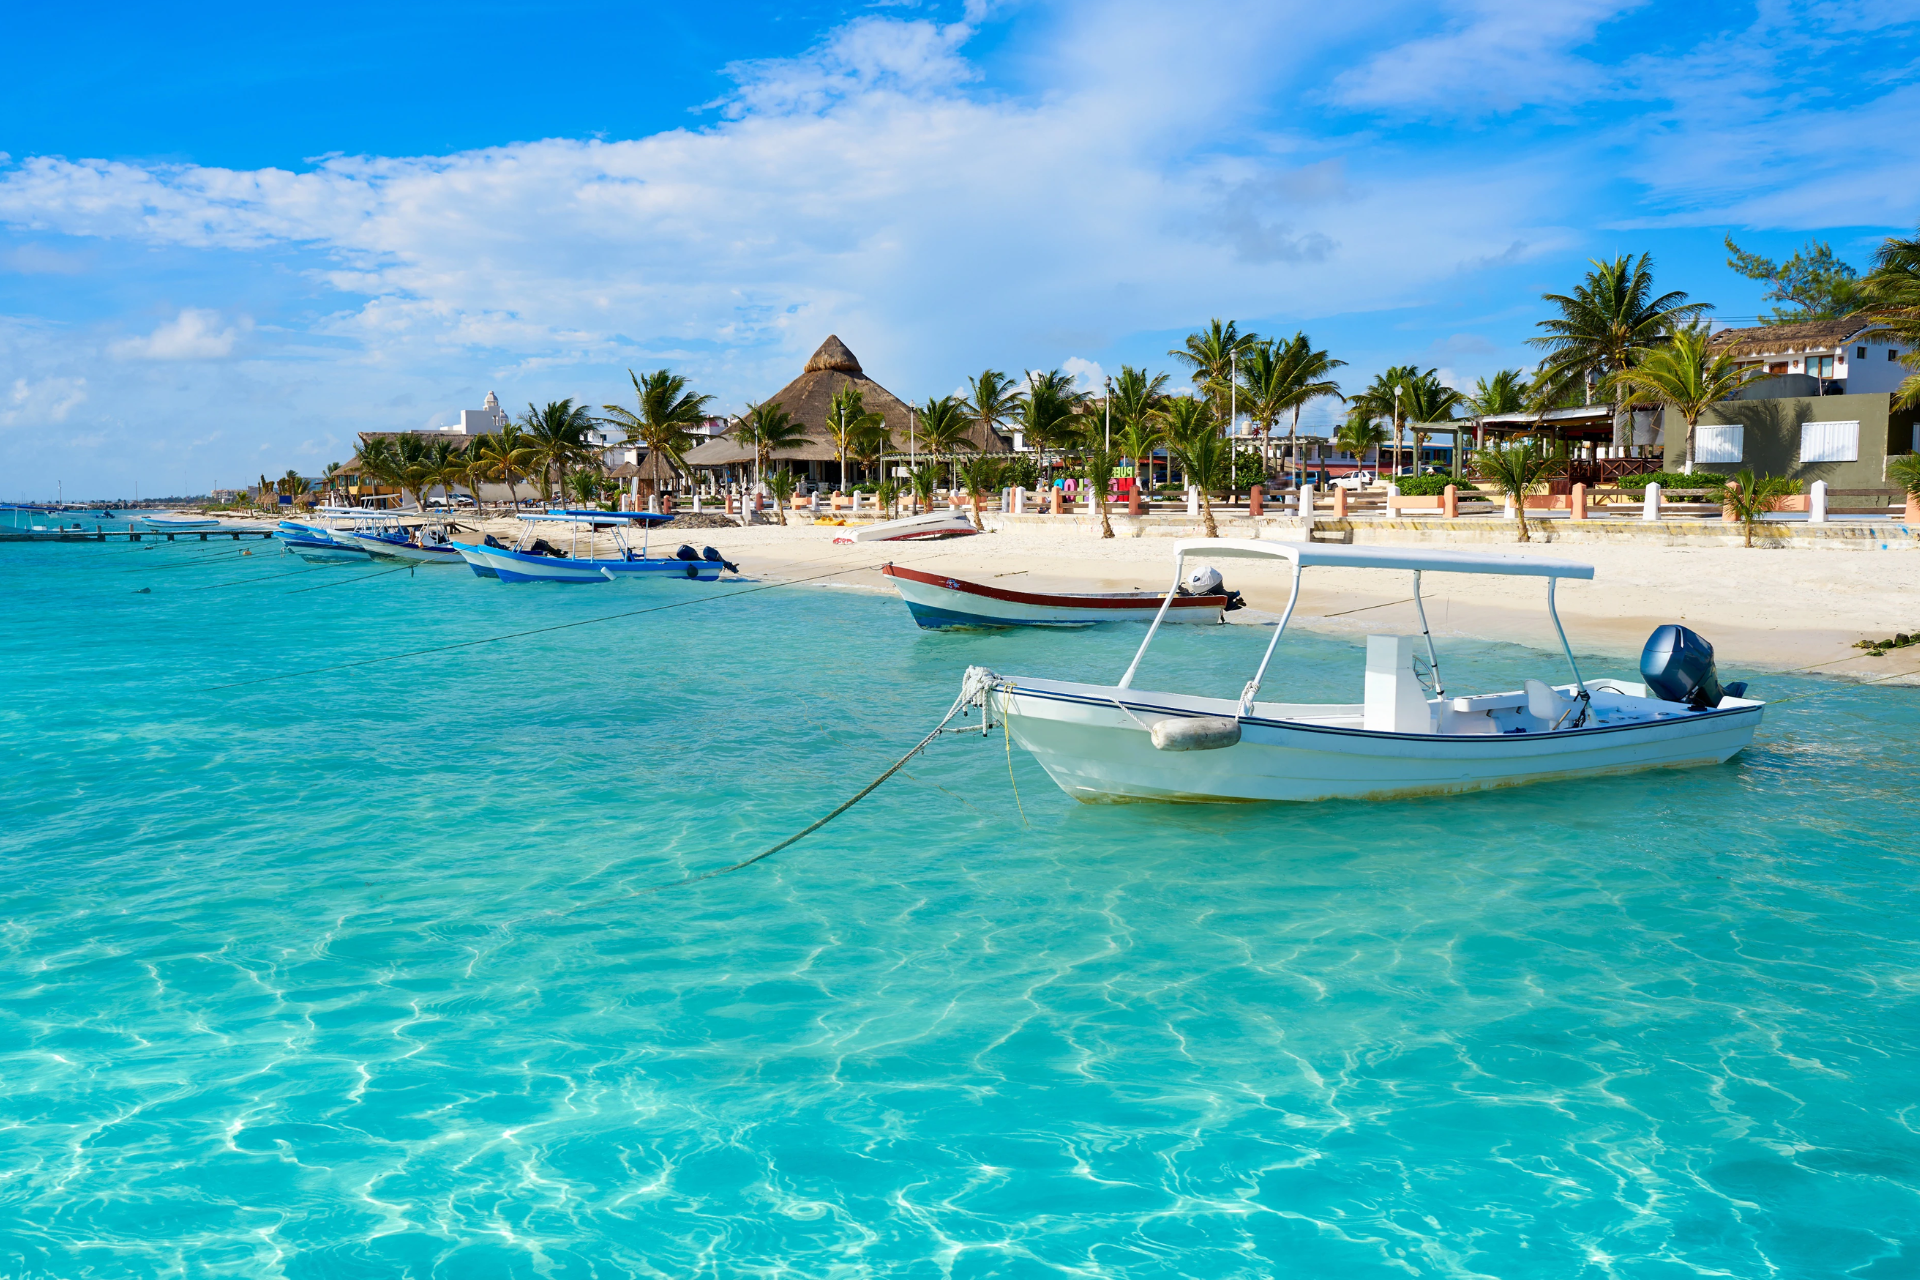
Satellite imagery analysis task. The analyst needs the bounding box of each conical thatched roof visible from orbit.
[683,336,1009,468]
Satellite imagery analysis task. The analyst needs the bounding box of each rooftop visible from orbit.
[1708,318,1887,357]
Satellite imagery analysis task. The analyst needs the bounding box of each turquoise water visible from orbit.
[4,540,1919,1278]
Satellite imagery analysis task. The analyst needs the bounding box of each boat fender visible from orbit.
[701,546,739,573]
[685,563,699,579]
[1150,716,1241,751]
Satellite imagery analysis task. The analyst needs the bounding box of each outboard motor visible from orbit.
[1641,624,1742,707]
[1181,565,1224,596]
[702,546,739,574]
[673,544,700,561]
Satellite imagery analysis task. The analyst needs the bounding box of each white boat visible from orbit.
[881,563,1238,628]
[449,510,731,583]
[834,510,977,543]
[965,540,1763,804]
[138,513,223,530]
[339,512,467,565]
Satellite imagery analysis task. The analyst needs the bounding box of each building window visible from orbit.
[1807,355,1835,378]
[1800,420,1860,463]
[1696,425,1744,463]
[1859,346,1868,359]
[1767,362,1789,375]
[1894,348,1902,361]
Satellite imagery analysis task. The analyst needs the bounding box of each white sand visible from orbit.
[658,519,1920,685]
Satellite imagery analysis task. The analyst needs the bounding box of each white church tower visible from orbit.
[455,391,510,435]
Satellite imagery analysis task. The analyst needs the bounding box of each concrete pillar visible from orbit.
[1012,487,1026,514]
[1444,484,1458,519]
[1642,481,1661,522]
[1298,484,1314,521]
[1186,486,1199,517]
[1250,484,1263,517]
[1570,482,1586,521]
[1503,494,1516,520]
[1332,486,1347,519]
[1050,488,1064,516]
[1809,479,1827,523]
[1722,479,1739,522]
[646,493,660,514]
[1128,487,1142,516]
[693,493,702,514]
[1084,488,1096,516]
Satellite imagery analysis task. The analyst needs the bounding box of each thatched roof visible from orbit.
[1709,318,1887,357]
[683,335,1010,468]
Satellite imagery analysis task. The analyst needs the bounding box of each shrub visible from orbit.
[1394,474,1477,497]
[1618,471,1726,493]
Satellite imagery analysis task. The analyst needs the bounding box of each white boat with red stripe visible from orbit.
[881,563,1237,629]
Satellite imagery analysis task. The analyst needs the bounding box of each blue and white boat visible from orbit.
[338,512,466,566]
[137,512,223,531]
[450,511,733,584]
[276,508,374,563]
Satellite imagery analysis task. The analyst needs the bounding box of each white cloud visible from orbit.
[1061,356,1107,391]
[2,374,87,427]
[109,309,244,360]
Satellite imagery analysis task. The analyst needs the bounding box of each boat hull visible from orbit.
[341,533,467,565]
[447,541,725,583]
[278,534,371,563]
[836,512,978,543]
[882,564,1225,629]
[992,677,1763,804]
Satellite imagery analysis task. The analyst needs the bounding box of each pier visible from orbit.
[0,528,276,543]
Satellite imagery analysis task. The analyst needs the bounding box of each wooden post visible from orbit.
[1722,479,1739,522]
[1332,486,1347,519]
[1443,484,1458,519]
[1250,484,1263,517]
[1570,482,1586,521]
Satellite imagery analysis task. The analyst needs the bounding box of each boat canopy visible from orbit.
[522,510,675,525]
[1173,539,1594,581]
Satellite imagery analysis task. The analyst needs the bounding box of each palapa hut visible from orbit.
[608,448,682,505]
[682,335,1008,489]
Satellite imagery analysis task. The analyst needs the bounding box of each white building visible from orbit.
[1709,319,1907,396]
[450,391,510,435]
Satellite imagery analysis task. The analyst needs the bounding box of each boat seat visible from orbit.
[1524,679,1577,730]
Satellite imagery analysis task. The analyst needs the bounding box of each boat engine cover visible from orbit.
[1150,716,1241,751]
[1183,566,1224,596]
[674,544,700,561]
[1641,624,1725,707]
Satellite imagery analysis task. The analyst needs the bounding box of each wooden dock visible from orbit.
[0,528,277,543]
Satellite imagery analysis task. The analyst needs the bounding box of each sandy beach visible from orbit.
[426,512,1920,686]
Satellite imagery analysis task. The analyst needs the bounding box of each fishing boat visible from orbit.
[339,512,466,566]
[449,511,733,583]
[277,520,372,563]
[882,563,1240,629]
[833,510,977,543]
[964,540,1763,804]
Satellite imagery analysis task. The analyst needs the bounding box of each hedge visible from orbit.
[1393,474,1478,497]
[1616,471,1726,493]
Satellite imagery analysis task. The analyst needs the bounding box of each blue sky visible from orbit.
[3,0,1917,497]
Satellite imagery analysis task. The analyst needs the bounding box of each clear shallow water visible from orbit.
[4,540,1919,1279]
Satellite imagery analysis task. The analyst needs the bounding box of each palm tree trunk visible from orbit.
[1098,492,1113,539]
[970,494,985,532]
[1513,490,1530,544]
[1201,491,1218,538]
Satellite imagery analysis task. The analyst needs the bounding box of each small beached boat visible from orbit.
[834,510,977,543]
[882,563,1239,629]
[449,511,733,583]
[964,540,1763,804]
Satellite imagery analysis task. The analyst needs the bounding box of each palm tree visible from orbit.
[1242,334,1345,482]
[352,439,396,506]
[1082,444,1121,539]
[1343,366,1424,475]
[522,399,596,501]
[460,434,495,509]
[957,454,1003,532]
[764,467,798,525]
[426,438,468,510]
[1109,366,1171,489]
[1113,419,1164,501]
[851,416,893,487]
[380,434,437,511]
[1170,319,1260,420]
[1864,229,1920,408]
[1397,371,1466,473]
[1603,323,1756,472]
[963,370,1022,449]
[1721,469,1800,548]
[278,468,306,502]
[915,395,976,488]
[1530,253,1711,447]
[1467,370,1529,416]
[320,462,343,503]
[825,386,884,490]
[1474,440,1556,543]
[596,369,714,474]
[1018,370,1088,479]
[908,461,940,515]
[730,401,809,489]
[565,468,605,508]
[1168,425,1231,537]
[478,424,536,508]
[1333,417,1388,470]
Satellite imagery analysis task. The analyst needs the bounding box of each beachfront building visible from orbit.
[1662,390,1919,488]
[448,391,510,435]
[1708,319,1905,398]
[681,336,1010,490]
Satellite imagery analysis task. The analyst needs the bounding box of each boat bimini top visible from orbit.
[511,509,676,558]
[1120,539,1597,717]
